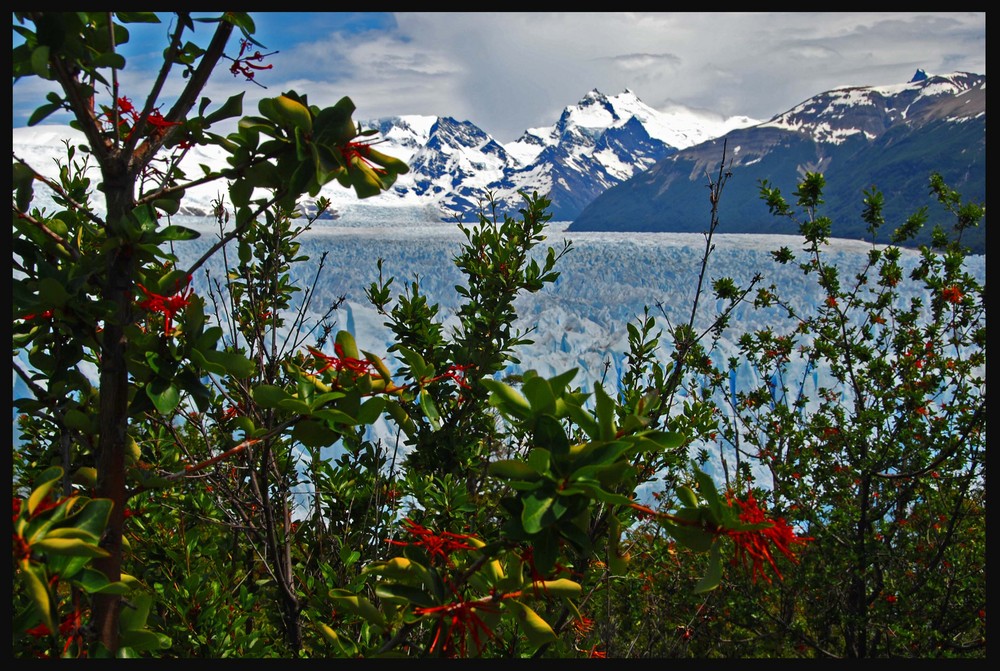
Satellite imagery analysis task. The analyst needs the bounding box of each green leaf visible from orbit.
[532,579,582,597]
[316,623,358,657]
[328,589,386,629]
[634,430,685,451]
[65,498,112,538]
[30,44,50,78]
[118,629,171,651]
[252,384,292,408]
[594,384,616,441]
[356,396,386,425]
[664,509,715,553]
[156,224,199,241]
[203,92,245,125]
[532,414,569,457]
[200,348,256,378]
[43,527,100,542]
[27,466,62,515]
[564,402,599,440]
[92,52,126,69]
[229,178,253,207]
[374,583,436,608]
[677,485,699,508]
[146,380,180,415]
[507,599,558,647]
[488,459,542,482]
[19,565,55,635]
[310,407,358,425]
[523,376,556,414]
[694,542,724,593]
[335,329,360,359]
[418,389,441,431]
[291,418,339,448]
[38,276,70,308]
[521,493,566,535]
[482,378,532,419]
[693,466,725,521]
[33,537,110,558]
[74,567,130,595]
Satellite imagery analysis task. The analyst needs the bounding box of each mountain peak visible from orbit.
[910,68,929,82]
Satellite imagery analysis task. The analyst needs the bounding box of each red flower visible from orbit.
[941,285,963,304]
[341,141,388,175]
[307,344,374,379]
[145,109,181,130]
[229,39,275,82]
[108,96,180,139]
[136,276,194,336]
[413,598,497,657]
[725,492,812,583]
[572,616,595,637]
[386,518,478,567]
[439,363,474,389]
[588,644,608,658]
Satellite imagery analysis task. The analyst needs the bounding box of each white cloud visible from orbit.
[12,12,985,144]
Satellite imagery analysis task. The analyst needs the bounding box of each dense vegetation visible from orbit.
[12,12,985,658]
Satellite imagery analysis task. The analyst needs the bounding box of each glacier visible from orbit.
[11,203,985,512]
[159,208,985,502]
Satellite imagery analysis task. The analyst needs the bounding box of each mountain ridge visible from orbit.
[569,71,985,253]
[12,72,984,253]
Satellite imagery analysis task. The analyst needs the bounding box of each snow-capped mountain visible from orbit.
[360,89,757,221]
[570,71,986,254]
[11,88,757,224]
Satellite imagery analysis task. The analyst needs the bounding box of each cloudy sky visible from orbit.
[12,12,986,143]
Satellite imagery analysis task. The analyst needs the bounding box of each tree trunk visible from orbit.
[91,165,137,653]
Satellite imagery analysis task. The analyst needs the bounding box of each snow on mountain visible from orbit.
[478,89,758,220]
[571,71,986,254]
[759,70,985,144]
[12,87,758,223]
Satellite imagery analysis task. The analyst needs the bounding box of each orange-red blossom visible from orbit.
[630,491,812,584]
[136,276,194,336]
[725,491,812,583]
[307,343,374,379]
[413,597,501,657]
[386,517,478,567]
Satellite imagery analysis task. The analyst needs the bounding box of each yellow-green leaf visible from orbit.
[508,599,557,647]
[531,578,581,598]
[33,537,110,558]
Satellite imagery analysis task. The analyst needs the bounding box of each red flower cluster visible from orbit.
[25,607,85,656]
[941,285,964,304]
[229,38,275,82]
[422,363,475,391]
[110,96,181,140]
[341,141,387,175]
[413,599,498,657]
[386,518,478,567]
[136,276,194,336]
[307,343,374,379]
[725,492,813,583]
